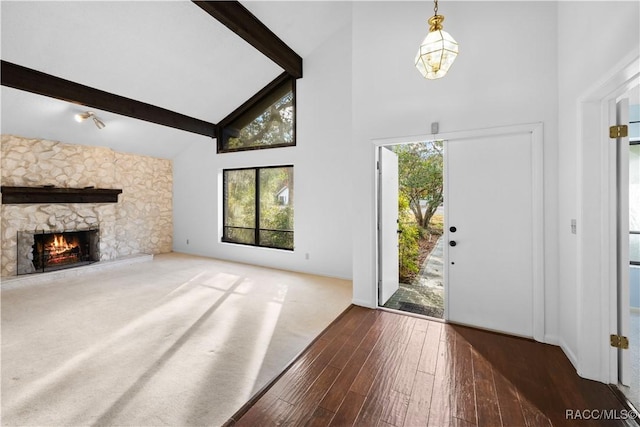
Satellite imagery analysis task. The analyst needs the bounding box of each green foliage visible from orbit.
[394,141,443,228]
[228,91,294,149]
[224,167,294,249]
[398,193,421,282]
[224,169,256,228]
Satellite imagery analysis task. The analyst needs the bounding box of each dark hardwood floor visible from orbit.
[228,305,636,426]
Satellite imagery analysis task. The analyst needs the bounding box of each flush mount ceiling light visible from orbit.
[415,0,459,80]
[74,111,105,130]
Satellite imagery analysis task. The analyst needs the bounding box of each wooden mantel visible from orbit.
[1,186,123,204]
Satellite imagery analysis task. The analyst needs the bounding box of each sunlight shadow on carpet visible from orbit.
[1,253,352,426]
[3,271,243,425]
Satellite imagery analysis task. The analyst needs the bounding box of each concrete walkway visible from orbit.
[383,236,445,318]
[416,236,444,289]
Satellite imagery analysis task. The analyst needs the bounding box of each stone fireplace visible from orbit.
[1,135,174,278]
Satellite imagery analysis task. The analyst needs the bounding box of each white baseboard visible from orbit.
[559,338,579,371]
[543,334,560,346]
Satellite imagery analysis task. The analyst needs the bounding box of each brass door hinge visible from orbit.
[610,334,629,349]
[609,125,628,138]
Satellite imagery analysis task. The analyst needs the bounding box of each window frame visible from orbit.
[216,72,296,153]
[222,165,294,251]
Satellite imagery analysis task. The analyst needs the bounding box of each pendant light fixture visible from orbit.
[415,0,459,80]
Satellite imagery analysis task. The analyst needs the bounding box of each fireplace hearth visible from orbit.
[17,229,99,275]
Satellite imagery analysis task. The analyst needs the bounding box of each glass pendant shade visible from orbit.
[415,15,459,80]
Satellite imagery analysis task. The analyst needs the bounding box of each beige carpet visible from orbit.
[1,253,352,426]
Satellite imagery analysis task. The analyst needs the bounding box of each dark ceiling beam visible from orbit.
[193,1,303,79]
[1,60,216,138]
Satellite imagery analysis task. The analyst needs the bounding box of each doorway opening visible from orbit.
[378,141,445,319]
[620,87,640,409]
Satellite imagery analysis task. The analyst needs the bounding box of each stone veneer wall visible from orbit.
[1,135,173,277]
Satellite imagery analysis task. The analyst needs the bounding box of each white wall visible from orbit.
[173,21,353,279]
[350,0,560,340]
[556,1,640,380]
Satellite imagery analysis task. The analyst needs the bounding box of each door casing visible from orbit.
[577,52,639,383]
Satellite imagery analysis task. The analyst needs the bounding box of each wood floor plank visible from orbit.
[281,311,373,406]
[519,395,552,427]
[336,305,371,337]
[386,314,415,345]
[234,397,293,427]
[318,305,370,341]
[329,309,378,370]
[418,321,442,375]
[316,306,360,342]
[232,397,274,425]
[442,322,457,342]
[283,365,341,426]
[280,332,350,404]
[329,391,366,427]
[266,337,333,398]
[319,311,391,413]
[392,326,426,396]
[493,370,526,427]
[471,348,503,427]
[348,336,392,396]
[427,331,456,427]
[378,389,410,427]
[413,317,431,333]
[404,371,435,427]
[355,315,415,426]
[452,334,477,425]
[319,347,371,412]
[451,416,479,427]
[305,407,335,427]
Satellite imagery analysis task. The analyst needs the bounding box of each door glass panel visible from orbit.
[631,144,640,264]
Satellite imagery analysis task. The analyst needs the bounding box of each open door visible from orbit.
[379,146,399,305]
[612,97,631,386]
[446,130,540,338]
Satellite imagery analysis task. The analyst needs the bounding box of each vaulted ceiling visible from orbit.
[1,1,352,159]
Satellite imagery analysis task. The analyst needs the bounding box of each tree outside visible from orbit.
[227,87,294,150]
[394,141,444,283]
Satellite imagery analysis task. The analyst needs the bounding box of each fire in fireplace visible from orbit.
[29,229,99,273]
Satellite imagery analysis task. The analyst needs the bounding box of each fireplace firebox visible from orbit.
[17,229,99,274]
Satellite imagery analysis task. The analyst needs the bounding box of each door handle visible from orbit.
[449,241,457,247]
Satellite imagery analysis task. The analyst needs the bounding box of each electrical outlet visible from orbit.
[571,219,576,234]
[186,239,190,244]
[305,253,310,260]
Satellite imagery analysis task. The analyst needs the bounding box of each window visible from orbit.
[223,166,294,250]
[218,73,295,153]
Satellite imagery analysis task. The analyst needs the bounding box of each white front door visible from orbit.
[379,146,399,305]
[446,131,539,338]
